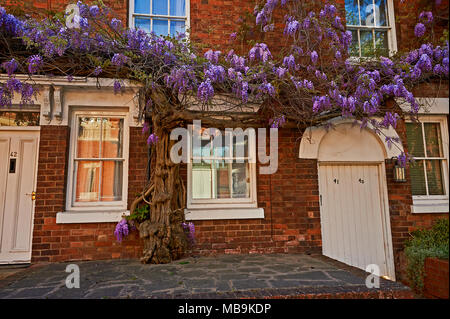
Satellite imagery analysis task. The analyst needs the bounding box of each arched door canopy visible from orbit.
[299,117,404,161]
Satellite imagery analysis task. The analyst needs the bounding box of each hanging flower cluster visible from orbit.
[114,218,129,243]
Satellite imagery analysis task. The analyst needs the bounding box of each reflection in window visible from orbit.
[345,0,391,57]
[132,0,187,37]
[191,129,252,200]
[0,111,40,126]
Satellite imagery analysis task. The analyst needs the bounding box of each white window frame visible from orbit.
[345,0,397,57]
[65,110,130,214]
[185,126,264,220]
[129,0,190,37]
[406,115,449,213]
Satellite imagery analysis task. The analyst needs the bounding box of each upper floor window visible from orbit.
[345,0,397,57]
[130,0,189,37]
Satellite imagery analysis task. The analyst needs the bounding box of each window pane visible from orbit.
[193,138,211,158]
[232,162,250,198]
[426,160,445,195]
[170,20,185,37]
[0,111,39,126]
[212,133,230,158]
[424,123,443,157]
[135,0,150,14]
[77,117,101,158]
[153,0,168,15]
[410,160,427,195]
[100,161,123,201]
[349,29,359,56]
[101,118,123,158]
[405,123,425,157]
[375,0,388,26]
[153,19,169,36]
[214,161,231,199]
[74,161,100,202]
[233,134,249,158]
[135,17,151,33]
[375,31,388,55]
[360,30,374,57]
[361,0,376,26]
[170,0,185,16]
[345,0,360,26]
[192,161,212,199]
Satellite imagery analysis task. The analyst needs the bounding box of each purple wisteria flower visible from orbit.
[310,51,318,64]
[419,11,433,24]
[110,18,122,30]
[111,53,128,67]
[89,5,100,17]
[204,50,221,64]
[142,122,150,134]
[147,133,159,145]
[113,80,122,93]
[114,218,129,242]
[27,55,43,74]
[197,79,214,102]
[93,66,102,76]
[270,115,286,128]
[181,222,195,246]
[2,58,18,76]
[414,23,426,37]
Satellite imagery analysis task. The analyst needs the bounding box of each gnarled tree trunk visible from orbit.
[137,119,188,264]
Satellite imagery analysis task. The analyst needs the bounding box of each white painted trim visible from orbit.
[411,202,449,214]
[56,211,130,224]
[184,208,264,221]
[299,117,403,160]
[397,97,449,115]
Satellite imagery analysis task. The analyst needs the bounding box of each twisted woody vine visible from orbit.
[0,0,448,264]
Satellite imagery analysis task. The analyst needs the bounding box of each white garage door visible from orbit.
[319,163,392,278]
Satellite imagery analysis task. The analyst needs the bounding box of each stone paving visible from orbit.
[0,254,412,299]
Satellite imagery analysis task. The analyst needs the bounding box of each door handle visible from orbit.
[26,191,36,200]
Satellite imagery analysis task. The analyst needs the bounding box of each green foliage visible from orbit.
[127,204,150,224]
[404,218,449,293]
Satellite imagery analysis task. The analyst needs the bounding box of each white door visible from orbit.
[318,163,393,278]
[0,130,39,264]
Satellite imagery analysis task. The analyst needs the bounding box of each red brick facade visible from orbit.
[1,0,448,284]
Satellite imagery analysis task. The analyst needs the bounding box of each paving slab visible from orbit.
[0,253,412,299]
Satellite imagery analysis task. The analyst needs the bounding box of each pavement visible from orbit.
[0,253,413,299]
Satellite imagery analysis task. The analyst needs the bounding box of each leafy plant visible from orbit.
[127,204,150,224]
[404,218,449,293]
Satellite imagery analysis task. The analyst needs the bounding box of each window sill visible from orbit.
[56,210,130,224]
[411,200,449,214]
[184,208,264,221]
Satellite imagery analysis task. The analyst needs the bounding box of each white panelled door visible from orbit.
[0,130,39,264]
[319,163,393,278]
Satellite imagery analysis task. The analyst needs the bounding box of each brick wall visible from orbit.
[32,125,144,262]
[423,257,449,299]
